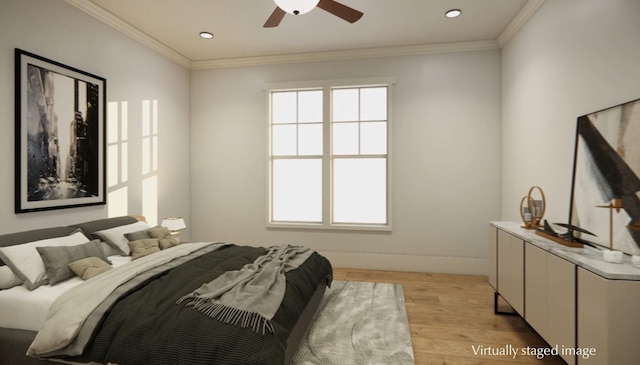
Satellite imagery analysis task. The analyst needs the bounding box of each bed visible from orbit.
[0,216,332,365]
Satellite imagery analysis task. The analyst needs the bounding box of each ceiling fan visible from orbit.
[264,0,363,28]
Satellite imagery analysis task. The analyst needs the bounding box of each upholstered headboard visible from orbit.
[0,216,143,266]
[68,216,140,241]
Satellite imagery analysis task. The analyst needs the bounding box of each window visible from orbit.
[270,90,323,223]
[267,78,393,230]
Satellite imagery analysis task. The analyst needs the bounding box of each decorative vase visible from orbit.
[520,186,546,229]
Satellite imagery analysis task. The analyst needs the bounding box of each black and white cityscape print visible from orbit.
[26,63,100,202]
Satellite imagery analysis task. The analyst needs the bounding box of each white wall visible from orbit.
[190,50,502,274]
[13,0,633,275]
[501,0,640,223]
[0,1,191,236]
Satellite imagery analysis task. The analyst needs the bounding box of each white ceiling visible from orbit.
[69,0,543,68]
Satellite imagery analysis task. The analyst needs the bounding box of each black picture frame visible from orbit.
[15,49,106,213]
[568,98,640,255]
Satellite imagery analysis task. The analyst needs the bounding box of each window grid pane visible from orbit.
[332,88,359,122]
[272,159,322,222]
[272,124,297,156]
[298,123,323,155]
[360,87,387,121]
[332,122,359,155]
[333,158,387,224]
[272,92,297,124]
[360,121,387,155]
[298,90,322,123]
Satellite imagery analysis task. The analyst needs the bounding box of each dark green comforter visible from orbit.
[64,244,332,365]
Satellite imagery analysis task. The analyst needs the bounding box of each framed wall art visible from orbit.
[568,98,640,255]
[15,49,106,213]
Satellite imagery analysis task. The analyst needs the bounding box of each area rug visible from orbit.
[291,280,415,365]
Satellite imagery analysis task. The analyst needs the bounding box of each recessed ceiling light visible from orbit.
[199,31,214,39]
[445,9,461,18]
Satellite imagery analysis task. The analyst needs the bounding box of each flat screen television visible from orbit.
[568,98,640,255]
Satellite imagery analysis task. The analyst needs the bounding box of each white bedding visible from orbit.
[0,255,131,331]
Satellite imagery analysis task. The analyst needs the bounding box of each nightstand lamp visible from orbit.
[161,217,186,242]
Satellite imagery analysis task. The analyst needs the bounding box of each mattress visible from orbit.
[0,255,131,331]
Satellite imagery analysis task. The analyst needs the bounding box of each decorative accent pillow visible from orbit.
[36,239,110,285]
[68,257,112,280]
[94,221,151,256]
[128,239,161,260]
[0,231,90,290]
[158,237,179,250]
[0,265,23,290]
[148,226,171,239]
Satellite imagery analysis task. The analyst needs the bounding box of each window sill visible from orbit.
[266,222,392,233]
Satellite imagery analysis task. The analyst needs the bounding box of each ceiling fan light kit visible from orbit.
[274,0,320,15]
[264,0,363,28]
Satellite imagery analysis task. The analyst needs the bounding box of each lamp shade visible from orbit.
[161,217,186,231]
[274,0,320,15]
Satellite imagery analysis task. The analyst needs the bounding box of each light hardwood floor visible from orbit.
[332,268,566,365]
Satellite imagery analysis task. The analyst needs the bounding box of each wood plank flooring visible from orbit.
[332,268,566,365]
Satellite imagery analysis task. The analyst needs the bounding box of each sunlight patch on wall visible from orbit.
[108,186,128,217]
[141,100,159,225]
[142,175,158,226]
[107,101,129,217]
[142,100,159,174]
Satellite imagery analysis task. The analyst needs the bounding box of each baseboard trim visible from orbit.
[320,251,487,276]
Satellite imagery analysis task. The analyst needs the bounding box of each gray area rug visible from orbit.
[291,280,415,365]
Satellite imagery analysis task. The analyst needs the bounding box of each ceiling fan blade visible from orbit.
[317,0,363,23]
[264,7,286,28]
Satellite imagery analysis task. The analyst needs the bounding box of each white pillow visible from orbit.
[94,221,151,256]
[0,265,23,289]
[0,231,90,290]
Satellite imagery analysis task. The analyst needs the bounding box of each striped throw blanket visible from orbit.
[177,244,313,334]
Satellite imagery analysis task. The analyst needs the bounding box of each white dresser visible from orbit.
[489,222,640,365]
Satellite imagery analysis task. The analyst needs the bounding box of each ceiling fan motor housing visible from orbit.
[274,0,320,15]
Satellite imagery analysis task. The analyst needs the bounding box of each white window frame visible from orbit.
[265,77,395,231]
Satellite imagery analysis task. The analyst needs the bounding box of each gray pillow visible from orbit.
[125,229,152,242]
[36,239,110,285]
[0,266,23,289]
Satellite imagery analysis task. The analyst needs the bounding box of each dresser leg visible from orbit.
[494,292,518,315]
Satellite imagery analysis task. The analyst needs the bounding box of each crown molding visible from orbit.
[498,0,546,47]
[65,0,191,68]
[66,0,542,70]
[191,40,500,70]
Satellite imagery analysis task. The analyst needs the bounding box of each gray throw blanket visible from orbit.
[177,245,313,335]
